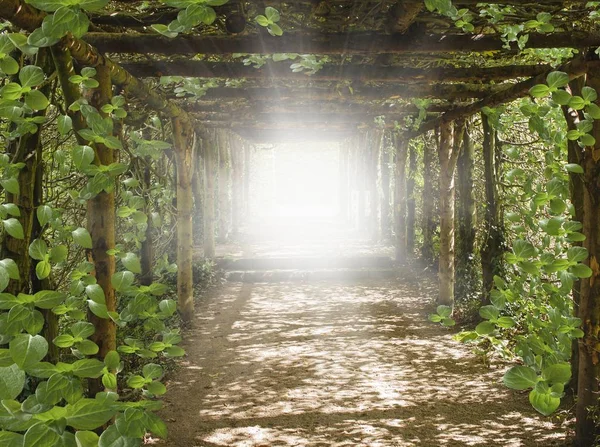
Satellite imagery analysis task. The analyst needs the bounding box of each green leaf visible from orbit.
[551,89,571,105]
[503,366,538,390]
[268,23,283,36]
[529,84,550,98]
[71,359,104,378]
[513,239,536,259]
[75,431,99,447]
[1,178,19,195]
[72,227,93,249]
[111,271,135,292]
[565,163,584,174]
[53,334,75,348]
[570,263,593,278]
[57,115,72,136]
[164,346,185,357]
[475,321,495,335]
[0,430,23,447]
[25,90,49,111]
[255,15,269,26]
[0,56,19,75]
[35,260,51,280]
[496,316,516,329]
[33,290,65,309]
[546,71,570,89]
[65,398,116,430]
[98,424,140,447]
[85,284,105,304]
[19,65,45,88]
[479,305,499,321]
[10,334,48,369]
[76,339,99,355]
[0,258,20,280]
[568,246,589,263]
[23,422,60,447]
[143,363,163,380]
[29,239,48,260]
[72,145,95,170]
[4,218,24,239]
[582,86,598,102]
[36,205,52,227]
[265,6,280,22]
[542,362,571,384]
[568,96,586,110]
[436,305,452,318]
[122,252,141,274]
[127,375,147,389]
[50,245,68,263]
[529,389,561,416]
[0,364,26,399]
[104,350,120,370]
[146,380,167,396]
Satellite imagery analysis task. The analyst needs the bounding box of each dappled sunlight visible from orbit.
[160,269,568,446]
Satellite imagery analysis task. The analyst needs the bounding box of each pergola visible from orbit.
[2,0,600,444]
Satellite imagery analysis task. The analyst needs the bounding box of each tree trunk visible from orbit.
[480,113,505,304]
[230,135,242,236]
[339,144,349,222]
[394,134,408,262]
[204,132,216,258]
[243,142,251,220]
[85,65,117,394]
[380,132,391,240]
[406,140,417,255]
[369,130,382,241]
[575,73,600,447]
[455,120,477,303]
[421,135,436,264]
[563,78,585,395]
[172,119,195,324]
[217,130,231,242]
[438,121,460,307]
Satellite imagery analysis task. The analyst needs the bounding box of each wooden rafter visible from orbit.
[85,31,600,56]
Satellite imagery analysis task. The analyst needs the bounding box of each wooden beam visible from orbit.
[85,31,600,56]
[410,55,596,137]
[235,128,354,143]
[120,60,548,82]
[190,84,507,102]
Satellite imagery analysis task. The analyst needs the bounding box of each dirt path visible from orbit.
[158,268,568,446]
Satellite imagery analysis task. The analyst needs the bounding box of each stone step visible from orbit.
[217,256,394,271]
[224,268,398,282]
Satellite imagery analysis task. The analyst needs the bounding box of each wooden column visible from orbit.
[575,73,600,447]
[172,119,196,323]
[338,143,349,222]
[191,140,204,245]
[369,130,382,241]
[243,142,251,219]
[455,120,476,301]
[231,135,243,236]
[86,65,117,384]
[480,113,504,303]
[421,134,437,264]
[406,141,417,255]
[380,132,392,241]
[203,131,216,259]
[394,134,408,261]
[217,130,231,242]
[438,121,462,307]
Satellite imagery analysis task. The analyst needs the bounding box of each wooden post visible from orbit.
[380,132,392,240]
[217,130,231,242]
[438,121,462,307]
[357,133,367,234]
[243,142,251,219]
[230,134,243,236]
[480,113,504,303]
[575,73,600,447]
[421,134,437,264]
[172,119,196,323]
[204,131,216,258]
[338,143,349,221]
[406,140,417,255]
[370,130,382,241]
[191,140,204,246]
[86,65,117,378]
[394,133,408,261]
[455,120,476,301]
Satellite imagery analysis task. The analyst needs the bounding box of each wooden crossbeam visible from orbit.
[85,31,600,56]
[410,55,597,137]
[180,84,506,103]
[120,60,548,83]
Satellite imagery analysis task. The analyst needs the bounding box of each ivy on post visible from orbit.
[172,118,196,324]
[394,132,408,262]
[437,120,460,307]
